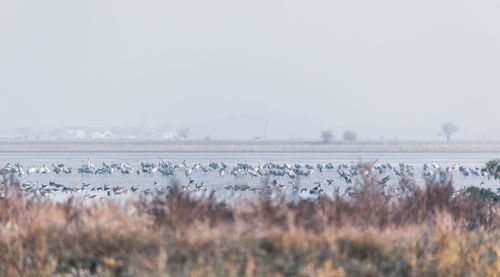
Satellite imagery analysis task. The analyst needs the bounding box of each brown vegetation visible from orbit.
[0,168,499,276]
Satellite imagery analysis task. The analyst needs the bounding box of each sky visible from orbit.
[1,0,500,139]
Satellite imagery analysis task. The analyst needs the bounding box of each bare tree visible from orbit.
[343,130,357,142]
[321,130,334,144]
[440,123,458,142]
[178,128,190,140]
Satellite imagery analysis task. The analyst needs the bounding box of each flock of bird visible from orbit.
[0,160,490,178]
[0,160,492,199]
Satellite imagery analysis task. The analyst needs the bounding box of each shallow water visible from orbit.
[1,152,499,201]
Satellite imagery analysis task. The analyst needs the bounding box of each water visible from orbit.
[1,152,499,201]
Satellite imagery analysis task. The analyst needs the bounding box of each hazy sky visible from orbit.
[1,0,500,139]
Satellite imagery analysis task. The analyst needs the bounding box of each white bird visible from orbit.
[185,167,193,177]
[27,166,37,175]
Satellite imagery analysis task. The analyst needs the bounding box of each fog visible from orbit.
[1,0,499,139]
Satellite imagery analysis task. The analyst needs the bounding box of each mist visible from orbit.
[1,0,499,139]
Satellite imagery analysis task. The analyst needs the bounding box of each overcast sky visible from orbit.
[1,0,499,139]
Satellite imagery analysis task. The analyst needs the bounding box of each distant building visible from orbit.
[63,129,86,139]
[162,132,177,140]
[90,130,113,139]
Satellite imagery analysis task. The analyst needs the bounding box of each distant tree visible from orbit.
[178,128,190,140]
[321,130,334,144]
[440,123,458,142]
[343,130,357,142]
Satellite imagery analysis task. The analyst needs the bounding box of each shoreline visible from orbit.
[0,139,500,153]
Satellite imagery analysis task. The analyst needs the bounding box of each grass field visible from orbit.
[0,167,499,276]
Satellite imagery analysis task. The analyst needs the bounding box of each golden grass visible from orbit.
[0,169,499,276]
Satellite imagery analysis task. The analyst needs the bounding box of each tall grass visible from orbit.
[0,167,499,276]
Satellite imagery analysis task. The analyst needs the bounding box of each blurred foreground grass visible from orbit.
[0,168,499,277]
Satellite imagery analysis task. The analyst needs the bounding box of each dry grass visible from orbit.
[0,168,499,276]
